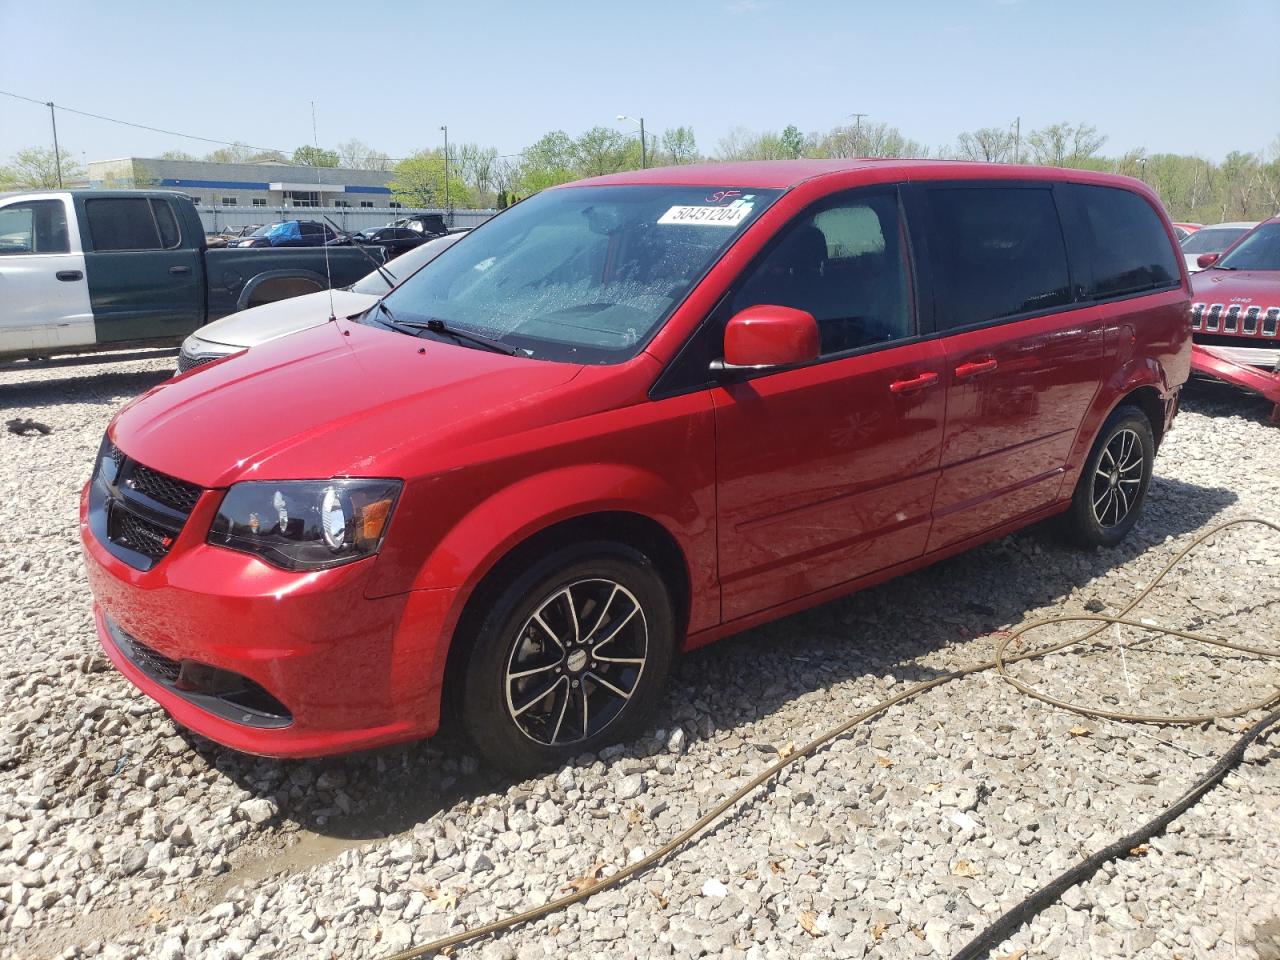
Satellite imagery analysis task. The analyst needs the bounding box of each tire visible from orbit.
[1064,405,1155,548]
[459,542,676,776]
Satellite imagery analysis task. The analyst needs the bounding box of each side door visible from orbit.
[709,187,948,621]
[912,182,1104,551]
[0,195,96,354]
[80,195,203,343]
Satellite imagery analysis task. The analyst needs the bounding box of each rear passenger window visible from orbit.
[151,199,181,248]
[731,191,912,356]
[1073,185,1179,298]
[86,198,163,251]
[925,187,1071,330]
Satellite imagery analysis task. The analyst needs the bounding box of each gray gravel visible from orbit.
[2,356,1278,960]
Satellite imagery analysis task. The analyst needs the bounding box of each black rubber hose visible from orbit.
[951,704,1280,960]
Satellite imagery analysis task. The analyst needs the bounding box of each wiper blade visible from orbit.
[376,311,516,356]
[324,215,398,288]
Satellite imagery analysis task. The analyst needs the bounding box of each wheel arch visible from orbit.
[236,270,329,310]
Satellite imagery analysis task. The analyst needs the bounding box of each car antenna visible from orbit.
[311,100,337,323]
[322,214,398,289]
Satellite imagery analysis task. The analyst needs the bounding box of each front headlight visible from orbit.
[207,479,402,571]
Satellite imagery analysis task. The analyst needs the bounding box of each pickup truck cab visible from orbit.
[0,190,376,360]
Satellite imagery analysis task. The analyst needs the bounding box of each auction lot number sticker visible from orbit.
[658,203,753,227]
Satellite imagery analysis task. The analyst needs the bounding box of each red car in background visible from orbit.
[1190,216,1280,369]
[82,160,1190,773]
[1172,221,1202,242]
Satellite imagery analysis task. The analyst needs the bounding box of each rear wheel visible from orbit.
[1064,405,1154,548]
[459,543,675,776]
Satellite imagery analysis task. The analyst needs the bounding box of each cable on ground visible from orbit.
[385,517,1280,960]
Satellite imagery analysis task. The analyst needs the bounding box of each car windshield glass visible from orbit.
[1182,227,1247,253]
[350,234,465,295]
[375,185,780,363]
[248,224,277,237]
[1216,223,1280,271]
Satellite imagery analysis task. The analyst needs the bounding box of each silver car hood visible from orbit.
[185,288,380,353]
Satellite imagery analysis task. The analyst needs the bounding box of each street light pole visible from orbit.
[440,124,450,223]
[617,115,646,169]
[47,102,63,188]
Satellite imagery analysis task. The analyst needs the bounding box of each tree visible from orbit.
[818,121,926,159]
[203,143,255,164]
[388,150,471,208]
[780,124,806,159]
[955,127,1015,163]
[660,126,699,165]
[0,147,85,189]
[336,139,390,171]
[158,149,196,162]
[573,126,630,177]
[1026,122,1107,167]
[455,143,500,202]
[518,130,578,193]
[292,145,340,167]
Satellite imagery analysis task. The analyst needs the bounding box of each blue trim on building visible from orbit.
[159,177,271,190]
[343,185,392,194]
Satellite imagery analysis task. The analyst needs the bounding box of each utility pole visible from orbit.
[439,124,450,223]
[847,112,868,154]
[639,117,646,169]
[1013,116,1020,164]
[48,102,63,188]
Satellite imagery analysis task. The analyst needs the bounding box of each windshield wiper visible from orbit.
[324,215,399,288]
[374,308,516,356]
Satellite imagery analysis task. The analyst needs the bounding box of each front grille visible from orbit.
[1191,302,1280,338]
[114,629,181,684]
[130,464,202,513]
[91,434,205,571]
[109,507,175,558]
[177,352,219,374]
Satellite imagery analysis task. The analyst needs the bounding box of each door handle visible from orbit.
[56,270,83,282]
[954,358,999,379]
[889,371,940,394]
[169,265,191,275]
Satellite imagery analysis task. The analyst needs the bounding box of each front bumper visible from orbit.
[81,481,458,758]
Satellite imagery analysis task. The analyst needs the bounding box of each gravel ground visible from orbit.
[2,355,1278,960]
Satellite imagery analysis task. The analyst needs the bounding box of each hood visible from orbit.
[189,289,378,350]
[111,321,584,488]
[1190,269,1280,307]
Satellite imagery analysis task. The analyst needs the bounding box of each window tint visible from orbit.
[926,187,1071,330]
[1074,185,1178,298]
[151,199,180,248]
[731,191,911,356]
[299,222,323,236]
[1217,223,1280,271]
[1181,227,1248,254]
[0,200,70,255]
[85,198,163,251]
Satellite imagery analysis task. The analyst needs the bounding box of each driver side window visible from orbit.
[730,190,912,356]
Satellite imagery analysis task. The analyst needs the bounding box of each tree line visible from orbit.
[3,120,1277,223]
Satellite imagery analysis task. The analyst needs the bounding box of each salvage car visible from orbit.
[336,226,427,259]
[0,191,376,360]
[177,231,466,372]
[1189,216,1280,370]
[231,220,344,248]
[1181,221,1257,273]
[82,161,1190,773]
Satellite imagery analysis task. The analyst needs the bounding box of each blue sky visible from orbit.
[1,0,1276,167]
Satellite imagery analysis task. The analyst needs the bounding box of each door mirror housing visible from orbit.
[1196,252,1221,269]
[714,305,820,374]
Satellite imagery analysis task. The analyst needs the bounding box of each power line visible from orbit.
[0,88,525,164]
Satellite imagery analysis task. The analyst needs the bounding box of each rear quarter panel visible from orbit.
[203,247,376,319]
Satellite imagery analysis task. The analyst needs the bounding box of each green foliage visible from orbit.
[388,150,472,208]
[780,125,806,159]
[292,145,340,167]
[660,126,699,165]
[0,147,85,189]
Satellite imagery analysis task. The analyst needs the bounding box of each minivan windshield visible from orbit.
[373,185,780,363]
[1215,223,1280,272]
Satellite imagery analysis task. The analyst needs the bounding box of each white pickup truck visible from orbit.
[0,189,373,361]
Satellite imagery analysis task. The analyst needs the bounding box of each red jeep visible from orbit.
[82,161,1190,773]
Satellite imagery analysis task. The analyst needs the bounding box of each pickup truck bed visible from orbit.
[0,189,376,360]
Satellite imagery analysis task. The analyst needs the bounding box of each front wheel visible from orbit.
[1064,405,1154,548]
[459,543,675,776]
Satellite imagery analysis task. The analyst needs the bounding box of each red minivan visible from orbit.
[81,161,1191,773]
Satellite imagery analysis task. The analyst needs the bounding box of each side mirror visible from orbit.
[1197,252,1221,269]
[713,305,820,374]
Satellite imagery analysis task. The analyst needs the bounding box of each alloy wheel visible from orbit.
[1091,427,1144,528]
[504,578,648,746]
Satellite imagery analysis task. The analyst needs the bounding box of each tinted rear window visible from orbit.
[86,198,163,251]
[1074,185,1179,298]
[925,186,1071,330]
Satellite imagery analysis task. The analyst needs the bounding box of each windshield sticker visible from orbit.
[658,203,753,227]
[706,190,743,204]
